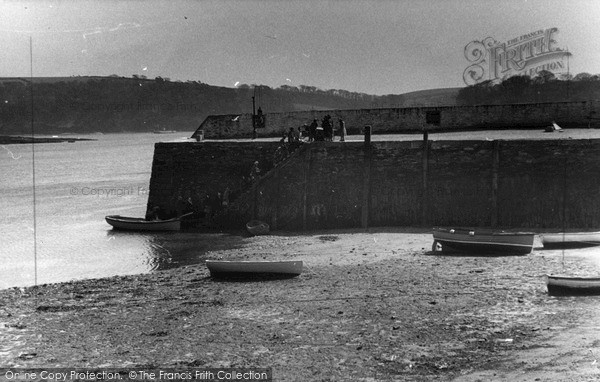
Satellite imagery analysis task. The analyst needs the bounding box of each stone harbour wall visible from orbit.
[147,138,600,230]
[191,100,600,140]
[146,141,282,220]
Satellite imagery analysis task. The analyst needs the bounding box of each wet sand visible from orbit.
[1,227,600,381]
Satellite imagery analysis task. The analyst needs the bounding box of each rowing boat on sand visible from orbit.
[432,227,534,255]
[546,274,600,296]
[206,260,303,278]
[541,232,600,249]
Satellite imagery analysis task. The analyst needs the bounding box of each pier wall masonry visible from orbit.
[147,138,600,230]
[146,141,281,220]
[191,100,600,140]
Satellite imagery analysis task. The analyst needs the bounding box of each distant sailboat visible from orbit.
[153,127,177,134]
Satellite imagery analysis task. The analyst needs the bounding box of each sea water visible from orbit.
[0,132,226,289]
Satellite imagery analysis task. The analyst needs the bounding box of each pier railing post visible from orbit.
[364,125,372,145]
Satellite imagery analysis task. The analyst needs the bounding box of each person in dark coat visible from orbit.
[287,127,297,143]
[315,124,325,141]
[323,115,333,141]
[338,118,346,141]
[309,119,318,142]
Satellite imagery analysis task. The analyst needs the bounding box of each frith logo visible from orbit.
[463,27,572,85]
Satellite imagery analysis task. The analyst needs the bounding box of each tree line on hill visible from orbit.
[0,76,405,135]
[457,71,600,106]
[1,72,599,135]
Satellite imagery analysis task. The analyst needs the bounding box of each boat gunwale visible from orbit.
[541,231,600,237]
[432,227,535,237]
[547,274,600,283]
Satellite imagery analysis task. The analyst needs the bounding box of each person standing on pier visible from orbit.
[322,115,333,141]
[338,118,346,141]
[309,119,318,142]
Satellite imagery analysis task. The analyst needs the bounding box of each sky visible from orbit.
[1,0,600,95]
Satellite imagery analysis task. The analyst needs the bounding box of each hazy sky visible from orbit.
[1,0,600,95]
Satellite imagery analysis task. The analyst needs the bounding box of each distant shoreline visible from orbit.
[0,135,97,144]
[0,131,196,144]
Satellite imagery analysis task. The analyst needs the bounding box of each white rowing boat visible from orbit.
[432,227,534,255]
[205,260,303,278]
[546,274,600,296]
[541,232,600,249]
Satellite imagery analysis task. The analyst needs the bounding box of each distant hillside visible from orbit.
[6,74,596,135]
[400,87,461,107]
[0,76,405,134]
[0,76,119,84]
[456,72,600,106]
[0,76,422,135]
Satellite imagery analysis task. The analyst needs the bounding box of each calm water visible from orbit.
[0,132,239,290]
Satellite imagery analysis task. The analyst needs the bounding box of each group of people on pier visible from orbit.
[282,115,347,144]
[306,115,346,142]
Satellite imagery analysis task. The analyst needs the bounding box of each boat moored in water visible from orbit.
[153,130,177,134]
[105,215,182,231]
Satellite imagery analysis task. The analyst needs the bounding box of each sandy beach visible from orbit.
[2,227,600,381]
